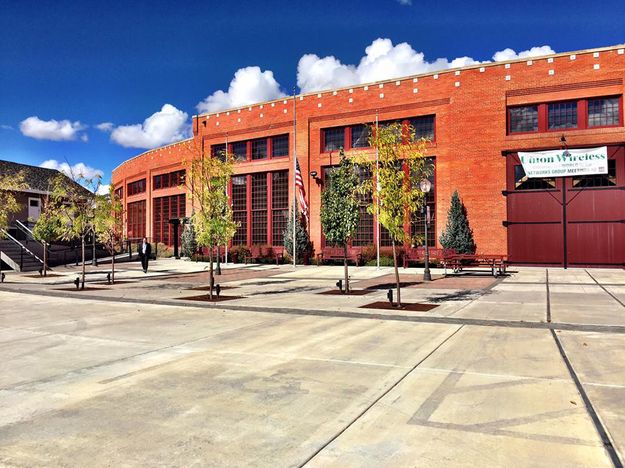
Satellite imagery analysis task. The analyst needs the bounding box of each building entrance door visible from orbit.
[505,145,625,267]
[28,197,41,222]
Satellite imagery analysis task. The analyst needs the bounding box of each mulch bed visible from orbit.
[359,301,439,312]
[93,280,137,285]
[24,274,64,278]
[187,285,236,291]
[318,289,372,296]
[365,282,421,290]
[177,294,243,302]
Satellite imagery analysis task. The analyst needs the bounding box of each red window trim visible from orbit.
[507,95,623,135]
[320,115,436,154]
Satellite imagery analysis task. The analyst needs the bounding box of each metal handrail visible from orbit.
[0,228,44,265]
[15,220,36,239]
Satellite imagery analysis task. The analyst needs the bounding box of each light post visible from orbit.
[419,179,432,281]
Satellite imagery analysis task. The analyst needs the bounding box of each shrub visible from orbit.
[156,242,174,258]
[230,245,251,263]
[365,255,394,267]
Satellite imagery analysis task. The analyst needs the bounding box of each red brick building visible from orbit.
[112,44,625,267]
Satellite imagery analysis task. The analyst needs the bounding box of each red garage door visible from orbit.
[505,145,625,267]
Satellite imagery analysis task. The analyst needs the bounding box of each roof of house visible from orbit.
[0,160,86,193]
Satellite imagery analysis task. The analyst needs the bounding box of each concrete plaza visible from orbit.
[0,259,624,466]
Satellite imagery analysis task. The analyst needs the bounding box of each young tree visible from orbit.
[320,149,360,292]
[184,142,237,299]
[32,193,62,277]
[359,122,430,307]
[440,190,476,254]
[48,172,101,289]
[94,186,124,284]
[0,171,27,279]
[283,205,310,264]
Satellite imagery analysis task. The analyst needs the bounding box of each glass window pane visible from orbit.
[232,141,248,161]
[251,139,267,160]
[548,102,578,129]
[573,159,617,187]
[323,127,345,152]
[271,135,289,157]
[211,143,227,161]
[514,165,556,190]
[410,115,435,140]
[588,98,620,127]
[509,106,538,133]
[351,125,370,148]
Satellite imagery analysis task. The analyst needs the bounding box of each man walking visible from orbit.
[138,237,152,273]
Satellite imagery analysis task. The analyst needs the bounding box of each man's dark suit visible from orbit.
[138,241,152,273]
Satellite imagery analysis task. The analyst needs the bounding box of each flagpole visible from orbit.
[292,89,297,268]
[376,110,380,270]
[224,133,229,265]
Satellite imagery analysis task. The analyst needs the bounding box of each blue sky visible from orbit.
[1,0,624,188]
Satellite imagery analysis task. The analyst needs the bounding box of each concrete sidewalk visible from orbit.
[1,260,624,466]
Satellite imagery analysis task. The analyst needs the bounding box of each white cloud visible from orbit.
[397,0,412,5]
[297,38,485,93]
[196,66,286,114]
[492,45,555,62]
[0,124,13,131]
[296,38,556,93]
[97,184,110,195]
[20,116,87,141]
[109,104,189,149]
[40,160,103,179]
[96,122,114,132]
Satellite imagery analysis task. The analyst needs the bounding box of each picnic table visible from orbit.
[442,254,507,277]
[403,247,456,268]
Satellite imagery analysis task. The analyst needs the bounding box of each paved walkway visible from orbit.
[0,259,624,466]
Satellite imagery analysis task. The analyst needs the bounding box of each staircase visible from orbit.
[0,237,43,272]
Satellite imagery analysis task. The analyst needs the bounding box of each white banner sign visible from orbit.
[518,146,608,178]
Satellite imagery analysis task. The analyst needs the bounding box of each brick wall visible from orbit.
[112,45,625,253]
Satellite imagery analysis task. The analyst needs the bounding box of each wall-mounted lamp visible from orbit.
[310,170,322,185]
[560,134,567,146]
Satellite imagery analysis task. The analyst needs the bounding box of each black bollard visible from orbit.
[336,279,343,293]
[38,267,43,277]
[216,284,221,299]
[74,277,80,289]
[1,273,5,283]
[106,273,111,284]
[387,289,394,307]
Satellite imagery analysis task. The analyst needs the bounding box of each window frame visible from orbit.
[507,95,623,135]
[127,178,146,196]
[321,115,437,154]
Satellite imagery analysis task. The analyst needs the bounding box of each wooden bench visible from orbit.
[442,254,507,277]
[316,246,362,266]
[403,247,456,268]
[244,245,283,265]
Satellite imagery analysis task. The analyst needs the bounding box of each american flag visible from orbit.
[295,159,309,224]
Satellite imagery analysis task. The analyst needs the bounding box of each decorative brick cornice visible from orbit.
[506,78,623,97]
[308,98,451,124]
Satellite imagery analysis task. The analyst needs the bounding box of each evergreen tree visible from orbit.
[439,191,476,254]
[180,219,197,258]
[283,205,310,263]
[320,149,360,292]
